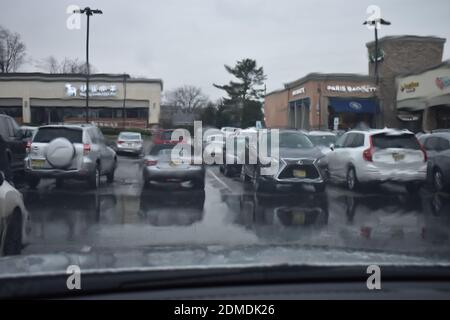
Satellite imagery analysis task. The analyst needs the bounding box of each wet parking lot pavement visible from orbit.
[17,153,450,258]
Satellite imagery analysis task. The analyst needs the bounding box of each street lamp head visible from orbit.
[380,18,391,25]
[363,18,391,26]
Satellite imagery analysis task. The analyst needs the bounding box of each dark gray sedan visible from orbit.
[419,130,450,191]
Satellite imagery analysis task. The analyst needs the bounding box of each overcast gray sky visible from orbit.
[1,0,450,99]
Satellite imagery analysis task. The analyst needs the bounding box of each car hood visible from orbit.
[1,245,449,277]
[277,147,323,159]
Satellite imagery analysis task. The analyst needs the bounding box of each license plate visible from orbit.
[293,169,306,178]
[169,161,178,167]
[392,153,405,161]
[292,212,306,225]
[31,159,45,168]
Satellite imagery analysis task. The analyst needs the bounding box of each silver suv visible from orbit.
[24,124,117,189]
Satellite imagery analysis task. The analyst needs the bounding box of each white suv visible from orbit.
[325,129,427,193]
[25,124,117,189]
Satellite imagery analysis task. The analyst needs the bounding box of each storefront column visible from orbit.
[22,98,31,123]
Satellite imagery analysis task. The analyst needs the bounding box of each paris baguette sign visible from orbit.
[65,83,118,97]
[326,84,377,93]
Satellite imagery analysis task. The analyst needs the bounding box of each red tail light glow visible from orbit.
[362,136,373,162]
[145,159,157,166]
[83,144,91,155]
[417,139,428,162]
[26,141,32,153]
[117,140,124,144]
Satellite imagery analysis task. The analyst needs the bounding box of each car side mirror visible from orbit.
[0,171,4,186]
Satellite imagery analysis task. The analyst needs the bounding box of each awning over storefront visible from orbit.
[329,98,378,114]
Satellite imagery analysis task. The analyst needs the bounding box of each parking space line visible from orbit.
[207,168,233,193]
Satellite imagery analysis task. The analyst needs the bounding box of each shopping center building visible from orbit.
[265,35,447,131]
[396,60,450,131]
[264,73,378,130]
[0,73,163,128]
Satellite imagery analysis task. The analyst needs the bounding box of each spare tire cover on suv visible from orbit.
[45,138,76,169]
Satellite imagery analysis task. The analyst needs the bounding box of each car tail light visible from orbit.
[362,136,373,162]
[417,139,427,162]
[83,144,91,155]
[145,159,157,166]
[117,140,124,144]
[26,141,32,153]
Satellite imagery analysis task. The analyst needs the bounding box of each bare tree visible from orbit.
[37,56,95,74]
[0,25,27,73]
[165,85,209,113]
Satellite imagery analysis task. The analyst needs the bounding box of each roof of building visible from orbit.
[265,72,375,97]
[0,72,163,90]
[396,59,450,78]
[366,35,446,47]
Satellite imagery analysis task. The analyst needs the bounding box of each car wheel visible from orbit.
[314,183,326,193]
[406,182,422,194]
[223,165,232,177]
[240,166,250,183]
[346,167,359,191]
[26,176,40,189]
[88,165,100,189]
[55,178,64,188]
[107,161,116,184]
[433,168,445,192]
[253,168,273,193]
[3,209,22,256]
[193,178,205,190]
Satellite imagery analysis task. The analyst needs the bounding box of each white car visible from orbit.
[0,171,29,255]
[326,128,427,193]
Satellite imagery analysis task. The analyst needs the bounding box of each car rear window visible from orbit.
[161,131,174,140]
[119,133,141,140]
[308,135,336,146]
[372,133,420,150]
[149,144,175,155]
[33,127,83,143]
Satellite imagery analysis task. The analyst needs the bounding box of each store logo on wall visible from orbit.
[292,87,305,96]
[65,83,118,97]
[349,101,363,111]
[400,81,419,93]
[436,76,450,90]
[327,85,377,93]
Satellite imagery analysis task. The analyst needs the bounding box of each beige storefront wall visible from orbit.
[396,62,450,130]
[0,74,162,125]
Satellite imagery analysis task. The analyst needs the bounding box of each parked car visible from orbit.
[20,125,38,142]
[152,129,179,145]
[418,131,450,191]
[24,124,117,189]
[326,129,427,192]
[116,131,144,156]
[219,128,255,177]
[307,131,337,155]
[241,129,327,193]
[221,126,238,138]
[143,143,205,189]
[0,114,27,181]
[0,171,29,256]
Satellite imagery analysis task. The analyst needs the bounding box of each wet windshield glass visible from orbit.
[1,0,450,299]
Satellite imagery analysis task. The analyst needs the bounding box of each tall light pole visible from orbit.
[73,7,103,123]
[363,17,391,85]
[363,16,390,128]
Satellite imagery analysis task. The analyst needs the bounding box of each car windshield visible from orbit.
[33,127,83,143]
[277,132,314,149]
[119,133,141,140]
[2,0,450,300]
[309,135,337,147]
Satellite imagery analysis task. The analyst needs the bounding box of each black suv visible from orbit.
[0,114,27,182]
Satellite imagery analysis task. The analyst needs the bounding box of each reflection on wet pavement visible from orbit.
[20,156,450,258]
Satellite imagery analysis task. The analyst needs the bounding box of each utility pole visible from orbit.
[73,7,103,123]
